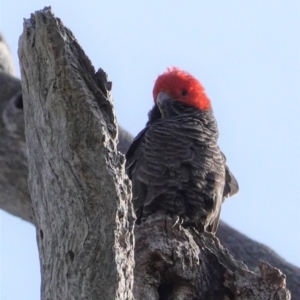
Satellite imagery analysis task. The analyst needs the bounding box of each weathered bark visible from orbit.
[0,10,297,299]
[218,221,300,297]
[0,68,132,224]
[18,8,134,299]
[134,213,290,299]
[0,71,32,221]
[0,32,31,221]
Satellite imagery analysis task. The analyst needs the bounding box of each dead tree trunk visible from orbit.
[134,213,290,300]
[16,7,291,300]
[18,8,134,300]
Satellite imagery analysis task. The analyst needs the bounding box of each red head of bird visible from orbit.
[152,67,211,111]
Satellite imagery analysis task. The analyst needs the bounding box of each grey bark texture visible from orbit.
[0,8,297,299]
[18,8,134,300]
[0,71,32,222]
[134,213,290,300]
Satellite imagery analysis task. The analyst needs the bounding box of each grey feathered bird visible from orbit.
[126,67,238,233]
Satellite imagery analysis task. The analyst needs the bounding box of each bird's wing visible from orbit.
[221,152,239,199]
[206,208,221,233]
[125,127,148,178]
[125,127,149,220]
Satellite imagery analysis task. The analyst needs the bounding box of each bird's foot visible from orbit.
[172,215,190,228]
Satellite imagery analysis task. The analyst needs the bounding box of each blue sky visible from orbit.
[1,1,299,299]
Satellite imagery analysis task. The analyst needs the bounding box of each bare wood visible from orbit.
[18,7,134,300]
[0,31,29,222]
[218,221,300,296]
[0,69,132,225]
[134,213,290,299]
[0,71,32,222]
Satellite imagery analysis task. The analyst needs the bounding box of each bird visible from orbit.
[125,67,238,233]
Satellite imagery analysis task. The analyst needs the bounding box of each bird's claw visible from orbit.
[172,215,185,227]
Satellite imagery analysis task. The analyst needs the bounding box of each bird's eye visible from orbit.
[181,89,188,96]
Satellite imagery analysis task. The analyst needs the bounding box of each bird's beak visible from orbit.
[156,91,175,118]
[156,91,171,107]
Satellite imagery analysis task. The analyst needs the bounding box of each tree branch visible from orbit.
[134,213,290,299]
[0,71,32,221]
[18,8,134,299]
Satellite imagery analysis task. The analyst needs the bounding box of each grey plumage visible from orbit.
[126,98,238,233]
